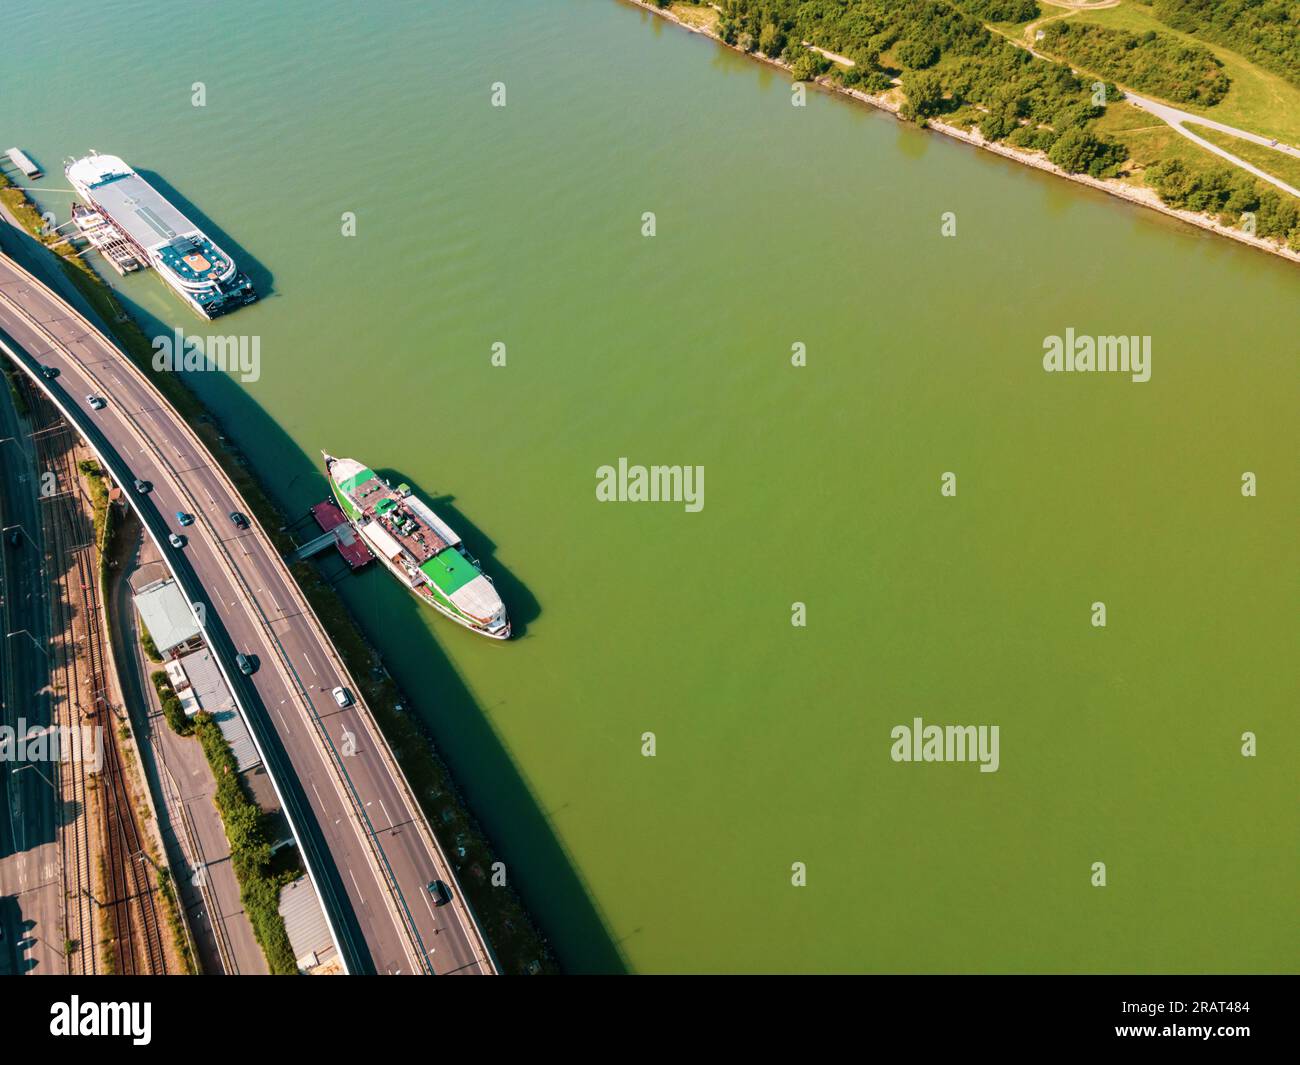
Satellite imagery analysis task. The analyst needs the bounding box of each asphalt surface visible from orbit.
[0,361,61,975]
[0,245,494,976]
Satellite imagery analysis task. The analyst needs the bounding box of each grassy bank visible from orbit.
[155,867,198,974]
[1187,124,1300,191]
[637,0,1299,257]
[1072,1,1300,144]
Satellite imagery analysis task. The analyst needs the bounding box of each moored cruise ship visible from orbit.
[324,453,511,640]
[66,152,256,318]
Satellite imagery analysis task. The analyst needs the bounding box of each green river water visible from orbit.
[3,0,1295,972]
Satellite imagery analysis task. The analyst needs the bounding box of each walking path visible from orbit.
[986,15,1300,198]
[1124,94,1300,198]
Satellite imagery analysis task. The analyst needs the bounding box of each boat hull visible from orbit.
[325,467,510,641]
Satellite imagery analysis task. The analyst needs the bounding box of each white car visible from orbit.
[168,533,184,549]
[331,686,352,708]
[87,395,107,410]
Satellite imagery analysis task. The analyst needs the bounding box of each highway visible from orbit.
[0,242,495,976]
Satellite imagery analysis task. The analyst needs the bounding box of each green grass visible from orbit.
[1186,124,1300,192]
[1094,100,1234,183]
[666,1,719,31]
[1072,1,1300,144]
[154,867,197,974]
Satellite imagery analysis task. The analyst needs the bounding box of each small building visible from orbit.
[168,649,261,772]
[133,578,202,658]
[278,876,340,974]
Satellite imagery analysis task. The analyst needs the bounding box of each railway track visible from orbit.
[26,409,97,976]
[28,391,167,975]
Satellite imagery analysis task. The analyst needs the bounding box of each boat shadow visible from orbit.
[373,469,541,640]
[135,168,275,299]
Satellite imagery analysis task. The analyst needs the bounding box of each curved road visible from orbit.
[0,245,494,976]
[994,11,1300,199]
[1123,94,1300,199]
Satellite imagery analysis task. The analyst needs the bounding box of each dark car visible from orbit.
[176,510,194,526]
[427,879,452,906]
[133,479,151,494]
[229,511,249,529]
[40,366,59,380]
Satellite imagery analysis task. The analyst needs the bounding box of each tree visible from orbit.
[758,22,786,58]
[896,39,940,70]
[1047,125,1125,177]
[790,50,829,82]
[979,111,1013,141]
[900,70,945,121]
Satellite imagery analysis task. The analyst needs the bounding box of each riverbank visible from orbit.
[0,174,559,974]
[625,0,1300,265]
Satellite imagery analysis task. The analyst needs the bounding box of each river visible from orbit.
[2,0,1294,972]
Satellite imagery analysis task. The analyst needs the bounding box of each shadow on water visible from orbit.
[135,169,275,299]
[346,471,627,972]
[372,468,541,639]
[0,222,626,971]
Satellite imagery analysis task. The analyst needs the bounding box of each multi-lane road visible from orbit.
[0,239,495,976]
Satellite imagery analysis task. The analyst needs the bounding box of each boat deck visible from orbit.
[349,473,449,564]
[155,233,231,283]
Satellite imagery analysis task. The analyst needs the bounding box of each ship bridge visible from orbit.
[155,234,236,287]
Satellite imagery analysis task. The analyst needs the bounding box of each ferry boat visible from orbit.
[323,453,511,640]
[65,151,256,318]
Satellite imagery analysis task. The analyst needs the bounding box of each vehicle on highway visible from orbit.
[133,478,151,493]
[428,879,452,906]
[331,686,352,708]
[176,510,194,526]
[40,365,59,379]
[229,510,249,529]
[236,653,256,675]
[168,533,185,549]
[86,394,107,410]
